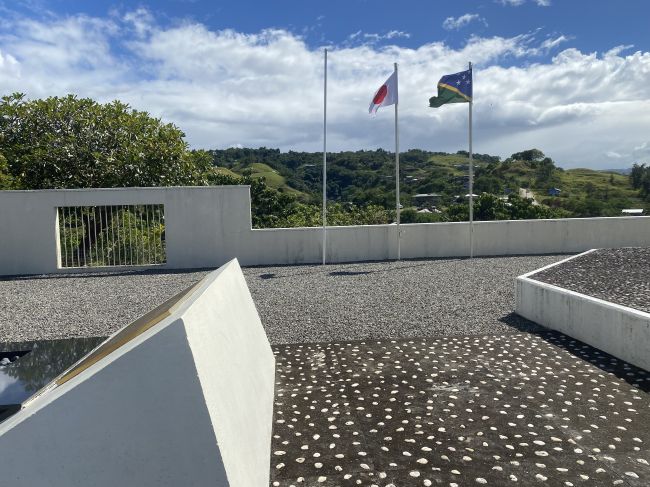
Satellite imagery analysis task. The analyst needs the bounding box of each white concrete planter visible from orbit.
[516,250,650,371]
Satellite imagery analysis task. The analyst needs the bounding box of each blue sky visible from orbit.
[1,0,650,168]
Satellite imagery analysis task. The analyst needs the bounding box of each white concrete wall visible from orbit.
[0,259,276,487]
[516,253,650,371]
[0,187,252,275]
[1,186,649,275]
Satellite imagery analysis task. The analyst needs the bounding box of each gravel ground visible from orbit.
[0,255,566,344]
[531,247,650,313]
[245,255,565,344]
[0,269,209,342]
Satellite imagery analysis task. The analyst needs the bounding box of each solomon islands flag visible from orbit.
[429,68,472,108]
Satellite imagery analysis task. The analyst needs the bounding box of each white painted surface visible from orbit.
[0,259,275,487]
[516,252,650,371]
[0,187,252,275]
[1,187,649,275]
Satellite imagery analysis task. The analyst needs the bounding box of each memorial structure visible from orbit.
[0,259,275,487]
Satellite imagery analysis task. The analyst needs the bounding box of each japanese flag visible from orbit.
[369,70,398,115]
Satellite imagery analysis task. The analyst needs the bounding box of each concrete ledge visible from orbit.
[516,251,650,371]
[0,258,275,487]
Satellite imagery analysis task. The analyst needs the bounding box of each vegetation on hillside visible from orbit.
[2,93,647,230]
[209,147,649,223]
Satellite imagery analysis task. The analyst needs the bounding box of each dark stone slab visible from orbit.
[0,337,105,422]
[270,332,650,486]
[530,248,650,313]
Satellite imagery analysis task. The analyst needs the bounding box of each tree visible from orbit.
[630,163,646,189]
[474,175,502,194]
[630,163,650,200]
[510,149,545,162]
[0,152,17,189]
[0,93,211,189]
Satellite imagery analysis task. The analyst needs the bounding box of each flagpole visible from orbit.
[394,62,401,261]
[322,48,328,265]
[468,61,474,259]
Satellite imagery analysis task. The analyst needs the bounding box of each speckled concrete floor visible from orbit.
[270,332,650,487]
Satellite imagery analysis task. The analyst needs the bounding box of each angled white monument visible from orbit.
[0,259,275,487]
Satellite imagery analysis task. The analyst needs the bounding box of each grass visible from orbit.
[233,162,304,195]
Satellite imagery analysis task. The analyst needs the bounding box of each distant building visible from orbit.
[548,188,562,196]
[622,209,644,216]
[412,193,441,209]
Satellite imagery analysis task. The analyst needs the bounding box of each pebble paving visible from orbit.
[531,248,650,313]
[1,252,648,486]
[0,255,564,343]
[270,332,650,486]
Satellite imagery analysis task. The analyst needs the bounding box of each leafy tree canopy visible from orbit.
[509,148,546,162]
[0,93,211,189]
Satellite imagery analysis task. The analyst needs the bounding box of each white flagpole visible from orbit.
[322,48,328,265]
[468,61,474,259]
[394,62,401,260]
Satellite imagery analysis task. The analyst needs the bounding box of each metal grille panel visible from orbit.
[57,205,166,268]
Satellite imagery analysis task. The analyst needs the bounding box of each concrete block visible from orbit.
[516,251,650,371]
[0,259,275,486]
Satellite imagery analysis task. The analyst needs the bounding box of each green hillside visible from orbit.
[209,147,649,221]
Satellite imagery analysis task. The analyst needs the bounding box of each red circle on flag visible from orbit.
[373,85,388,105]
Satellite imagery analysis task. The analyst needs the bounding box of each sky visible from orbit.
[1,1,649,169]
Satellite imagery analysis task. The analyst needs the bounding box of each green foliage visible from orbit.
[509,148,545,162]
[2,90,644,226]
[205,168,390,228]
[0,93,211,189]
[474,175,502,194]
[447,194,568,222]
[59,206,166,267]
[630,163,650,200]
[400,208,447,223]
[0,152,17,189]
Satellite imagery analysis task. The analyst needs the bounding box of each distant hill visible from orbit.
[600,168,632,176]
[208,147,649,218]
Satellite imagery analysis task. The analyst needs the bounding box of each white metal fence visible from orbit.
[57,204,166,268]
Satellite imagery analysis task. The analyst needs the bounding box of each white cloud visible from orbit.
[0,10,649,169]
[498,0,550,6]
[123,8,154,38]
[346,30,410,45]
[442,14,486,31]
[540,35,568,50]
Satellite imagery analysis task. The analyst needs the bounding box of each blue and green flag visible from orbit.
[429,68,472,108]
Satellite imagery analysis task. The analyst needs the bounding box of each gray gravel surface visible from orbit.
[0,270,209,342]
[531,247,650,313]
[0,255,566,344]
[244,255,566,344]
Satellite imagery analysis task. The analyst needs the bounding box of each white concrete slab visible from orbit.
[0,259,275,487]
[516,251,650,371]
